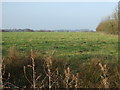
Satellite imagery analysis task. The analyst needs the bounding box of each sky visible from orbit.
[1,0,119,2]
[2,2,118,30]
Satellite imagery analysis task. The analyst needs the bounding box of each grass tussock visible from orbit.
[1,48,120,89]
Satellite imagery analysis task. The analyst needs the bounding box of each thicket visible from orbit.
[96,7,119,35]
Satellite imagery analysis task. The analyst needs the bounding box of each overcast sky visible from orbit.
[2,2,117,30]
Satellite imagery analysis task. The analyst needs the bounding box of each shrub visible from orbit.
[96,8,119,35]
[96,20,118,35]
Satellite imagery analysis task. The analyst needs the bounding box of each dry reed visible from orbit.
[0,58,3,89]
[46,56,52,89]
[99,63,109,88]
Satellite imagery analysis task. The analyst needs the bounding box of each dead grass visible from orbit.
[1,48,120,89]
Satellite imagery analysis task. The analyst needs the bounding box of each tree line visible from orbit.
[1,29,94,32]
[96,4,119,35]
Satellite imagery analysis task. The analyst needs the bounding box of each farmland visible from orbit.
[1,32,119,88]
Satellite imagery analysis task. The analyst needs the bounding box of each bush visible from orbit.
[96,8,119,35]
[96,19,118,35]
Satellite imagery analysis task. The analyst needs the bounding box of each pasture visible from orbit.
[2,32,118,62]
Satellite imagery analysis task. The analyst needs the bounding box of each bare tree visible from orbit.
[111,7,118,20]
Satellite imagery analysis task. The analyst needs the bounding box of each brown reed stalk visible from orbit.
[0,58,3,89]
[55,68,60,88]
[73,73,79,88]
[30,49,36,89]
[99,63,109,88]
[46,56,52,89]
[64,67,70,88]
[3,82,19,89]
[24,49,44,88]
[23,66,33,86]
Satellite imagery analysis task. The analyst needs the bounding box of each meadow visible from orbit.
[1,32,119,88]
[2,32,118,60]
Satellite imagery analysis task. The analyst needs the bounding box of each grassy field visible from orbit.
[2,32,118,61]
[1,32,119,88]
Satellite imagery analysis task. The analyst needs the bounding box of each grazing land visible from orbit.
[2,32,118,60]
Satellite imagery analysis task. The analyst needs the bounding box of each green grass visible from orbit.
[2,32,118,62]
